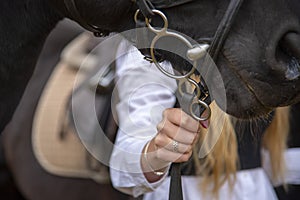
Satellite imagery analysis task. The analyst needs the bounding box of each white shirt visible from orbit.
[109,40,278,200]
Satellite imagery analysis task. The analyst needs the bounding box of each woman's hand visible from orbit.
[155,108,200,162]
[141,108,200,182]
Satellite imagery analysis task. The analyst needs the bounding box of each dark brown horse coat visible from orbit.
[1,1,300,199]
[1,0,300,133]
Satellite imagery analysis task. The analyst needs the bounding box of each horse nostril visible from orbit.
[275,32,300,80]
[280,32,300,59]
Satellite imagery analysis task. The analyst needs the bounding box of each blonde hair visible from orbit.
[262,106,290,183]
[193,102,290,197]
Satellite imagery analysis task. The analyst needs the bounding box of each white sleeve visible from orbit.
[109,41,177,197]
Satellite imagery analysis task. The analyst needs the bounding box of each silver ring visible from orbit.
[172,140,179,153]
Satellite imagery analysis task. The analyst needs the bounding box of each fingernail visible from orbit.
[200,120,209,129]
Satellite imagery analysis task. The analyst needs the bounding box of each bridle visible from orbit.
[134,0,244,62]
[63,0,110,37]
[133,0,244,121]
[63,0,244,199]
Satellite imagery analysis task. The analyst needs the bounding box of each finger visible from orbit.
[199,109,210,129]
[156,147,193,163]
[155,135,193,154]
[163,108,199,132]
[157,119,197,145]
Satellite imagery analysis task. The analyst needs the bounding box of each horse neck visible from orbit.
[0,0,63,69]
[67,0,136,32]
[0,0,63,132]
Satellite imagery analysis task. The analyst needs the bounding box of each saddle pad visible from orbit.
[32,61,110,183]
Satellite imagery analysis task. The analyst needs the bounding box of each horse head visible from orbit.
[142,0,300,119]
[52,0,300,119]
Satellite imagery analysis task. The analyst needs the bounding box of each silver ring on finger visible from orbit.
[172,140,179,153]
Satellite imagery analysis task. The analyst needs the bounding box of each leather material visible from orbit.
[63,0,109,37]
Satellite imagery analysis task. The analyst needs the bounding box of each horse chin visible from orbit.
[164,53,273,119]
[216,83,273,120]
[238,74,300,108]
[214,59,274,119]
[222,97,273,120]
[217,59,300,119]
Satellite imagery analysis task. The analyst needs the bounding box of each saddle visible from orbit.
[32,32,121,183]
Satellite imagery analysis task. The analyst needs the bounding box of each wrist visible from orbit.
[141,140,170,182]
[144,141,168,176]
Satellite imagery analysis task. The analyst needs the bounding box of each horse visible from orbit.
[1,0,300,134]
[1,0,300,199]
[2,31,300,200]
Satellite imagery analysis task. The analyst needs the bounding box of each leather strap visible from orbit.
[136,0,194,16]
[151,0,194,9]
[208,0,244,61]
[135,0,165,62]
[169,90,201,200]
[136,0,155,18]
[63,0,109,37]
[169,163,183,200]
